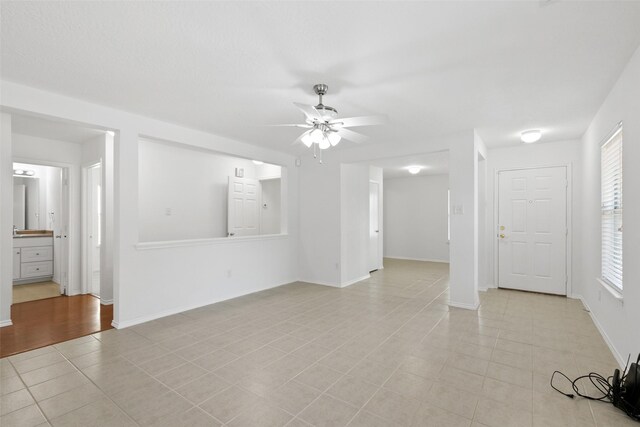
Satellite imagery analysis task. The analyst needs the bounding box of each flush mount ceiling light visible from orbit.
[273,84,387,163]
[407,166,421,175]
[252,160,264,165]
[520,129,542,143]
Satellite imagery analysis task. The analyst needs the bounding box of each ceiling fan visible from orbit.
[276,84,386,161]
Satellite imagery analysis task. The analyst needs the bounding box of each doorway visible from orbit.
[369,180,380,272]
[84,163,102,297]
[497,166,568,295]
[12,162,68,303]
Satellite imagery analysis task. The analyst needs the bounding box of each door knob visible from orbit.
[499,234,506,239]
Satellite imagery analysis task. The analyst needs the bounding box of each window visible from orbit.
[601,125,623,292]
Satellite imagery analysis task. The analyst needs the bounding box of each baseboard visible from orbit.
[449,300,480,310]
[385,256,449,263]
[100,299,113,306]
[0,319,13,328]
[112,279,297,329]
[340,274,370,288]
[576,295,625,369]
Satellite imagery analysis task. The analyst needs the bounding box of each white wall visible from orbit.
[340,163,370,286]
[1,81,299,328]
[578,45,640,366]
[138,139,282,242]
[298,153,341,286]
[138,139,266,242]
[0,114,13,325]
[260,178,281,235]
[448,132,486,310]
[485,139,582,291]
[383,174,450,263]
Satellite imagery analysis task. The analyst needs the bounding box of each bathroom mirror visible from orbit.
[13,176,41,230]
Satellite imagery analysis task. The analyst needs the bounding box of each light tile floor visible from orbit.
[0,259,631,426]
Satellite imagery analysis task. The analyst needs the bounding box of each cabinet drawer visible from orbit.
[20,246,53,262]
[21,261,53,278]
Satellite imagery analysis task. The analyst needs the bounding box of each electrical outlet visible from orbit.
[165,208,172,216]
[227,269,232,278]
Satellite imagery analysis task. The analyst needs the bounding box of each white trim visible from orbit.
[493,164,573,297]
[575,295,625,368]
[100,298,113,306]
[110,279,296,329]
[596,277,624,302]
[385,256,449,263]
[0,320,13,328]
[135,233,289,250]
[340,274,370,288]
[449,300,480,310]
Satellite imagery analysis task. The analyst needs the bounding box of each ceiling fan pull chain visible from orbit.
[319,146,323,164]
[313,143,317,159]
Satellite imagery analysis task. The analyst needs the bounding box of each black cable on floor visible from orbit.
[550,354,640,422]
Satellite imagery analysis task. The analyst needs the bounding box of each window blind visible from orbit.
[601,126,623,291]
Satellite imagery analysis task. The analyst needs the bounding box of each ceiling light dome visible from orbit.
[407,166,421,175]
[521,129,542,143]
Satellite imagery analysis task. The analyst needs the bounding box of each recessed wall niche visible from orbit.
[138,138,282,242]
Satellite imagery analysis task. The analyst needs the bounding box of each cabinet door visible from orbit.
[13,249,21,280]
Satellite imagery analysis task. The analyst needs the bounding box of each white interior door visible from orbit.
[369,181,380,272]
[228,176,260,237]
[87,164,101,297]
[498,167,567,295]
[57,167,69,295]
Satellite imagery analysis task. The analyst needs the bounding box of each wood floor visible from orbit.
[0,295,113,358]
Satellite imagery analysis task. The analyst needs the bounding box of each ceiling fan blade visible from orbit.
[269,124,313,128]
[337,128,369,144]
[293,102,321,120]
[329,115,387,128]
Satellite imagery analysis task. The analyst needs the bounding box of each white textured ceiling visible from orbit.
[12,114,106,144]
[2,1,640,153]
[370,151,449,179]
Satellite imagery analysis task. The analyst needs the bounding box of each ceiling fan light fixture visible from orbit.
[520,129,542,143]
[318,137,331,150]
[301,131,314,147]
[327,132,341,146]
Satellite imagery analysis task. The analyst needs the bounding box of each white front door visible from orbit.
[228,176,260,237]
[369,181,380,272]
[498,167,567,295]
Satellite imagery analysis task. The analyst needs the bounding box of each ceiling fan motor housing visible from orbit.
[313,84,337,119]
